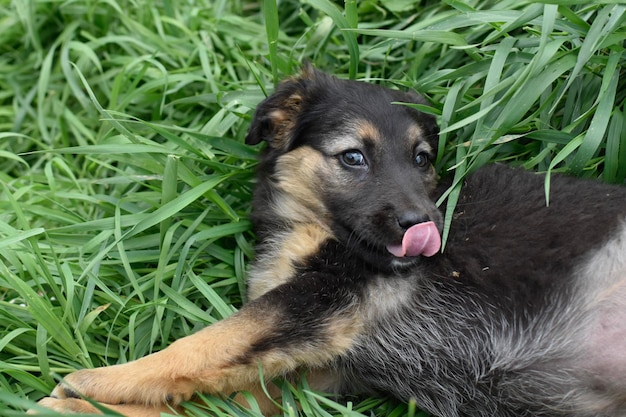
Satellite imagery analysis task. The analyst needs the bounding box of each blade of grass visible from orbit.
[569,50,621,173]
[305,0,359,78]
[262,0,280,84]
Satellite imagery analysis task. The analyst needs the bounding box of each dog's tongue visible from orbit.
[386,221,441,258]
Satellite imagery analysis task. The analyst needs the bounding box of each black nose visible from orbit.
[397,211,430,230]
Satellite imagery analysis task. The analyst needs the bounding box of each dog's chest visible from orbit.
[361,274,418,321]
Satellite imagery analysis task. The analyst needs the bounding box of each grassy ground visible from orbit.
[1,1,625,416]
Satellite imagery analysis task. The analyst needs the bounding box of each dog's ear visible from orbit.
[245,64,319,150]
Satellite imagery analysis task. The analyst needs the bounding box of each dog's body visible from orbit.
[39,67,626,417]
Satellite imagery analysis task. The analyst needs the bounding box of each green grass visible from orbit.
[1,0,625,416]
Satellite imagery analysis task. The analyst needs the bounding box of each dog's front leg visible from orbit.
[39,276,362,414]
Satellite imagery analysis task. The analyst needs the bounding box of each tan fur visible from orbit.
[355,120,382,143]
[248,223,332,300]
[274,146,331,223]
[247,144,335,299]
[406,124,425,144]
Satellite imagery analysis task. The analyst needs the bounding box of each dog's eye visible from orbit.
[415,152,430,168]
[340,150,366,167]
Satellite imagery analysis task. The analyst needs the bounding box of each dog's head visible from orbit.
[246,65,442,270]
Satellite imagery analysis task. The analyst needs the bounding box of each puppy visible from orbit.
[38,66,626,417]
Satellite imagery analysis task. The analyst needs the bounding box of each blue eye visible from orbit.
[341,150,366,167]
[415,152,429,168]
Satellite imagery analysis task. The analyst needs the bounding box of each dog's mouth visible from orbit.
[336,218,442,270]
[385,221,441,258]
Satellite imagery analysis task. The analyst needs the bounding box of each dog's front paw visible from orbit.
[50,368,124,403]
[50,368,111,403]
[33,397,101,414]
[35,397,178,416]
[49,362,196,407]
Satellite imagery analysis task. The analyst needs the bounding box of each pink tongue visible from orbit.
[386,221,441,258]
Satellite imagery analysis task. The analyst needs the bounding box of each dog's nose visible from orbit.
[397,211,430,230]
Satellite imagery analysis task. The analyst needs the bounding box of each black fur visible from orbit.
[441,165,626,300]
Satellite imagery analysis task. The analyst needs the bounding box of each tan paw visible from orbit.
[33,397,101,414]
[50,363,195,406]
[35,397,178,417]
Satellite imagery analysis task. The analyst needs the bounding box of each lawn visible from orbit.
[0,0,625,416]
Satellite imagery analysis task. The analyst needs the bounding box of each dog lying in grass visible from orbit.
[38,66,626,417]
